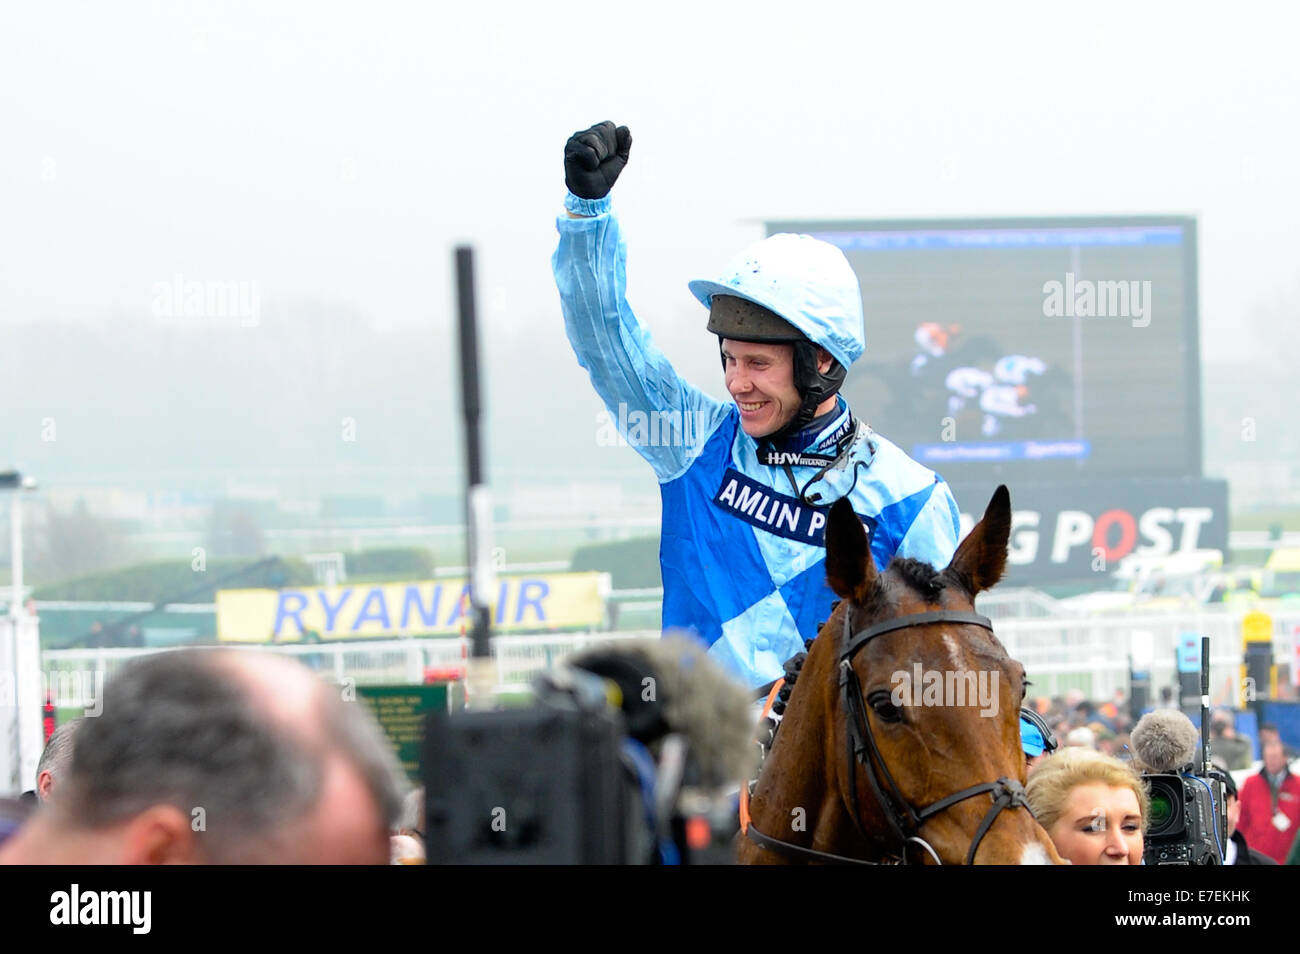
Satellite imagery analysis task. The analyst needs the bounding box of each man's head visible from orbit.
[1263,737,1287,776]
[689,233,865,441]
[0,649,405,864]
[720,336,835,439]
[35,718,82,804]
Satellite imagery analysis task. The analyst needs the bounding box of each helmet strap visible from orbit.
[764,340,847,443]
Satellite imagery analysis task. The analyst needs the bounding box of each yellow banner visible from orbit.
[216,572,609,643]
[1242,610,1273,645]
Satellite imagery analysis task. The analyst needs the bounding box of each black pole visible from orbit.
[456,246,492,661]
[1200,636,1212,774]
[1128,653,1149,723]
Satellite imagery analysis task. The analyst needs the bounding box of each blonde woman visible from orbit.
[1026,748,1149,865]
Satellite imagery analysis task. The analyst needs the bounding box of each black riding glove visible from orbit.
[564,121,632,200]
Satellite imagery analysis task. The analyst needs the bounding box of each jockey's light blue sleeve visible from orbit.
[895,479,962,570]
[553,193,730,483]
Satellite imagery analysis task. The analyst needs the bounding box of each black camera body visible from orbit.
[1142,769,1226,865]
[421,672,646,864]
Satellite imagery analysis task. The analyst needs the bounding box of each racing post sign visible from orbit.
[1241,610,1275,707]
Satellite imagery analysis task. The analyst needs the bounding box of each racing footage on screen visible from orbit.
[769,219,1199,483]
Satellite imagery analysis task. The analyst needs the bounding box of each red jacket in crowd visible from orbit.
[1236,767,1300,864]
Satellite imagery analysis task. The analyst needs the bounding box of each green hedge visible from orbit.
[38,606,219,651]
[32,557,313,603]
[570,536,661,590]
[345,547,435,581]
[32,547,438,604]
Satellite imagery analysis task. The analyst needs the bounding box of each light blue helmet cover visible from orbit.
[688,233,865,370]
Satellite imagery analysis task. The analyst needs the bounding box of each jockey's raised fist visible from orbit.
[564,121,632,200]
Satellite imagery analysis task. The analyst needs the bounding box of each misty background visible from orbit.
[2,1,1298,587]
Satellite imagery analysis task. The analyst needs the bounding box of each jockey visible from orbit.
[553,121,962,690]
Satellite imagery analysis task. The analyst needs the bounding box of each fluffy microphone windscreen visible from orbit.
[1130,708,1200,773]
[569,633,757,788]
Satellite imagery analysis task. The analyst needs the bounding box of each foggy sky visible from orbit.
[3,1,1298,492]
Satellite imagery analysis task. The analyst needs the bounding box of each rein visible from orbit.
[744,608,1034,865]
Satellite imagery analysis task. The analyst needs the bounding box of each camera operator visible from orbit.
[1221,771,1276,865]
[1126,707,1230,864]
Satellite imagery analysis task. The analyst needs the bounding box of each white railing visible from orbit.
[975,588,1064,619]
[35,608,1300,711]
[608,586,1273,624]
[994,608,1300,703]
[38,631,660,708]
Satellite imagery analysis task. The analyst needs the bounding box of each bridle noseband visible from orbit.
[745,607,1035,865]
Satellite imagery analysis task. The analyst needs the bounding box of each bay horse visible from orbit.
[738,485,1061,864]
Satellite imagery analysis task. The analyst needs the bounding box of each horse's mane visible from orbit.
[862,556,968,615]
[889,557,946,601]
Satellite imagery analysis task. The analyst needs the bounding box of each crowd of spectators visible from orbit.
[1023,687,1300,865]
[4,655,1298,866]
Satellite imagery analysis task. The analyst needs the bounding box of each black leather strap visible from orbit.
[963,778,1031,866]
[842,610,993,662]
[745,820,885,866]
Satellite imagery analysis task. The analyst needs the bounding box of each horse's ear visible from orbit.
[824,497,876,600]
[946,485,1011,597]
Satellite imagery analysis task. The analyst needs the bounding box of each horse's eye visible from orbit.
[867,690,904,723]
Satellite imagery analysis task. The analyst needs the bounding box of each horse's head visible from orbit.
[821,485,1061,864]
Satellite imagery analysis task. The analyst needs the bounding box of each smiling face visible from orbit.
[722,338,801,438]
[723,338,840,439]
[1046,782,1144,865]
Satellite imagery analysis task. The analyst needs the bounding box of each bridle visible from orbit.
[745,606,1035,865]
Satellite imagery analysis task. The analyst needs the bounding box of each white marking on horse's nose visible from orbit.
[1020,842,1052,865]
[942,634,962,671]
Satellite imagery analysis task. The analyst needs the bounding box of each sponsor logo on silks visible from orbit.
[758,449,840,468]
[757,415,858,468]
[712,468,876,546]
[821,414,856,446]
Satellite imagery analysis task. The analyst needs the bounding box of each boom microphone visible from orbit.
[1130,708,1200,774]
[567,634,757,789]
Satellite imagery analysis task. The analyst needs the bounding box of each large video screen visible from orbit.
[766,217,1201,482]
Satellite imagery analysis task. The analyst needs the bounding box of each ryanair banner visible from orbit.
[216,572,610,643]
